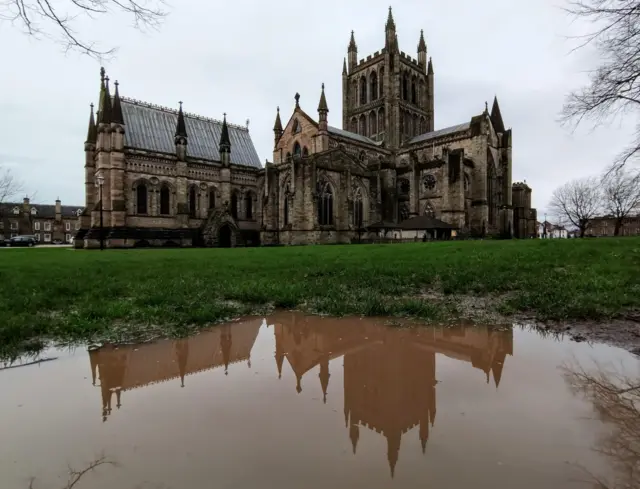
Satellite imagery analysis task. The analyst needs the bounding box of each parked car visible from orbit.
[8,235,37,247]
[0,237,7,247]
[52,239,63,245]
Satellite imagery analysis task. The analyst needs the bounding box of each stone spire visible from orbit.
[175,101,187,138]
[350,423,360,454]
[317,83,329,114]
[97,76,112,124]
[428,57,434,75]
[85,103,97,144]
[342,57,347,75]
[273,106,283,148]
[111,80,124,125]
[348,30,357,52]
[219,113,231,155]
[418,29,426,52]
[386,6,396,31]
[175,101,188,161]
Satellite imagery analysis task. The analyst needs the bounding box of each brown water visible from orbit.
[1,313,638,489]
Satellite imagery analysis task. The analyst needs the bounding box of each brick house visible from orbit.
[586,215,640,237]
[0,197,84,243]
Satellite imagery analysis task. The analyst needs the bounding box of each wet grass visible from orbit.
[1,238,639,359]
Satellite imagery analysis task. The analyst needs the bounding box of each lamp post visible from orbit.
[543,212,547,239]
[95,172,105,251]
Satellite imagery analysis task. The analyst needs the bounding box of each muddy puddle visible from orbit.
[1,313,638,489]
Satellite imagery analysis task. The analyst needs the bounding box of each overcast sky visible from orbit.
[0,0,635,216]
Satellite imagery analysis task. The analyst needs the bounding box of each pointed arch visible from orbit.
[350,117,358,133]
[359,114,367,136]
[402,72,409,101]
[317,179,334,226]
[359,76,367,105]
[292,118,301,134]
[230,189,239,220]
[135,182,148,215]
[353,186,364,228]
[419,79,425,107]
[411,76,417,104]
[302,146,309,157]
[208,186,217,210]
[369,111,377,136]
[379,67,384,96]
[378,107,385,132]
[188,185,197,218]
[160,184,171,215]
[293,141,302,158]
[369,70,378,101]
[424,201,435,218]
[244,191,254,219]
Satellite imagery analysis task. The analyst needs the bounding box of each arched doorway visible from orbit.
[218,224,232,248]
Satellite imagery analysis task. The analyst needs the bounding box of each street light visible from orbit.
[95,171,105,251]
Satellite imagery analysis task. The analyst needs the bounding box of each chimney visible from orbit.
[55,198,62,221]
[22,197,30,213]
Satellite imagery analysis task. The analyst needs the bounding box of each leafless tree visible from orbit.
[560,0,640,170]
[602,163,640,235]
[549,176,602,237]
[0,164,24,204]
[562,360,640,489]
[28,454,117,489]
[0,0,167,59]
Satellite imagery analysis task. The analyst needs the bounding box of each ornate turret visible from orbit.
[347,30,357,72]
[385,6,396,49]
[97,75,112,125]
[175,101,188,161]
[111,81,124,125]
[317,84,329,152]
[417,29,427,69]
[219,113,231,166]
[85,103,97,148]
[273,106,283,148]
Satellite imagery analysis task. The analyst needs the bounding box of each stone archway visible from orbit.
[219,224,232,248]
[201,209,239,247]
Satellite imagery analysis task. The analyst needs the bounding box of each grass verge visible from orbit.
[1,238,639,360]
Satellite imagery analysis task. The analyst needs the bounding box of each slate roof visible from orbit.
[408,122,471,145]
[0,203,83,218]
[328,126,382,146]
[120,98,262,169]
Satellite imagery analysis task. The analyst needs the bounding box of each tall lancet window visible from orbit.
[317,180,333,226]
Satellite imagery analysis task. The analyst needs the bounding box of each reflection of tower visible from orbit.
[220,325,232,375]
[175,338,189,388]
[92,347,128,422]
[319,357,330,403]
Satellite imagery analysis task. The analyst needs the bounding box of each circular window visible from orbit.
[423,174,436,190]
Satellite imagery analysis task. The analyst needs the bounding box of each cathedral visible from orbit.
[76,8,536,249]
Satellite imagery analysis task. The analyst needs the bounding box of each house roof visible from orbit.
[120,98,262,169]
[408,122,471,145]
[397,215,456,230]
[0,203,83,218]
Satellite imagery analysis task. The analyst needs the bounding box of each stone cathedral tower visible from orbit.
[342,7,434,149]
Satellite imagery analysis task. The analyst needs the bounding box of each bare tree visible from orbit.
[561,0,640,170]
[549,176,602,237]
[562,361,640,489]
[0,0,167,58]
[0,165,24,204]
[602,164,640,235]
[28,454,117,489]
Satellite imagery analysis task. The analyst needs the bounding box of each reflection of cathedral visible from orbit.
[89,320,262,421]
[88,314,512,476]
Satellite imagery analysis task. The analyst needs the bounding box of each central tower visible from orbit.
[341,7,435,150]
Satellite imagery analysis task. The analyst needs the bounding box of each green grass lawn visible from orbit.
[1,238,639,360]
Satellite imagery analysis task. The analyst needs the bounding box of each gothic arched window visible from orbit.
[292,119,301,134]
[209,189,216,209]
[370,71,378,101]
[353,188,364,228]
[317,180,333,226]
[359,76,367,105]
[302,146,309,157]
[379,68,384,96]
[411,79,417,104]
[351,117,358,133]
[378,107,385,131]
[245,192,253,219]
[369,111,377,136]
[359,114,367,136]
[402,73,409,101]
[231,191,238,220]
[188,186,197,217]
[293,141,302,158]
[136,183,148,215]
[160,185,170,215]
